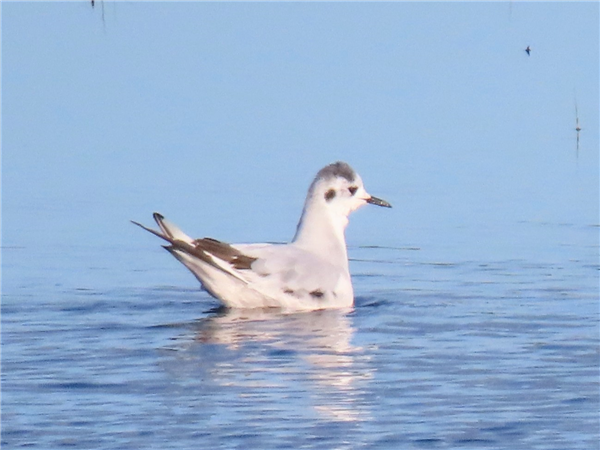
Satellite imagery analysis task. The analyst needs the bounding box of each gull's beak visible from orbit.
[366,195,392,208]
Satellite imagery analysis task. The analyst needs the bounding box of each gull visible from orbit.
[132,161,391,310]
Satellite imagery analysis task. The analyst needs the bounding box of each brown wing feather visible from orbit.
[131,220,256,272]
[192,238,256,270]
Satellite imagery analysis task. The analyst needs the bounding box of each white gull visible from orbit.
[132,161,391,310]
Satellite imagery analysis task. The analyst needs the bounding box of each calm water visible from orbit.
[2,216,598,449]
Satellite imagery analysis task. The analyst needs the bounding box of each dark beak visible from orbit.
[367,195,392,208]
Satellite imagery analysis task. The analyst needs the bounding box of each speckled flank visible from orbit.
[309,289,325,299]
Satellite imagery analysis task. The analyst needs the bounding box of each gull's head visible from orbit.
[307,161,392,217]
[293,161,391,249]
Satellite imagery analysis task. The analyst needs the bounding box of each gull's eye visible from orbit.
[348,186,358,196]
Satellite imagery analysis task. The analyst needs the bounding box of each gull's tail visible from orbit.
[132,212,193,243]
[131,213,254,284]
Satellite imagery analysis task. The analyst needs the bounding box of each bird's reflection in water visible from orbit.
[161,306,373,423]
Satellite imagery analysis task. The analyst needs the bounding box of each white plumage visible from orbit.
[133,161,391,310]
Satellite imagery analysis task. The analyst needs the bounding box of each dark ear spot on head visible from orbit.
[324,189,336,201]
[348,186,358,196]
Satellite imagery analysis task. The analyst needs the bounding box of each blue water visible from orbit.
[2,210,598,449]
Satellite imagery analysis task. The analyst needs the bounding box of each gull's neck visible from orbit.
[292,202,349,271]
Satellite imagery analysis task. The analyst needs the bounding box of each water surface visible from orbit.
[2,220,598,449]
